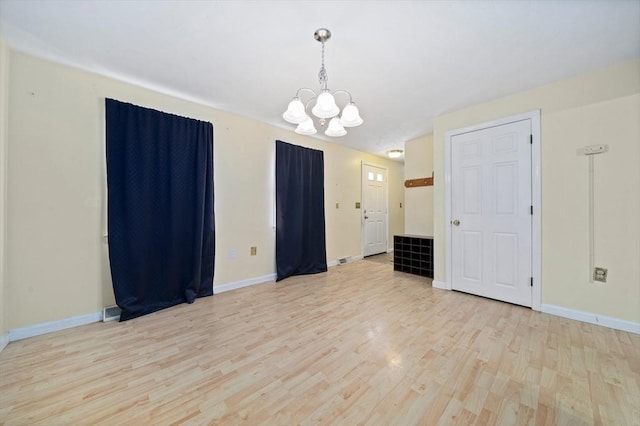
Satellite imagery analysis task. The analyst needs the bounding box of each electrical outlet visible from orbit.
[228,249,236,259]
[250,246,257,256]
[577,144,609,156]
[593,267,607,283]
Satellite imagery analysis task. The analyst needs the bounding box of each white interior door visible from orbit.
[362,163,387,257]
[451,119,532,307]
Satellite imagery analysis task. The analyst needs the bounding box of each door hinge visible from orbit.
[530,134,533,144]
[530,205,533,215]
[530,277,533,287]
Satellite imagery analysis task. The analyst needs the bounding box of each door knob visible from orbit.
[452,219,460,226]
[364,215,369,219]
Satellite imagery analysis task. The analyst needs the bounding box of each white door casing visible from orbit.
[362,163,388,257]
[447,115,539,308]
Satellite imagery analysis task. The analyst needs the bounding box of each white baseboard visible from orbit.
[432,280,448,290]
[9,311,103,342]
[214,273,276,294]
[5,257,377,344]
[216,253,366,292]
[0,332,9,353]
[7,274,281,342]
[541,304,640,335]
[328,255,364,268]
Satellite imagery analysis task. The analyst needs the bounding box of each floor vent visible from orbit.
[338,256,352,265]
[103,305,121,322]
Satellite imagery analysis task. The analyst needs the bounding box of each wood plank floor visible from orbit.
[1,256,639,425]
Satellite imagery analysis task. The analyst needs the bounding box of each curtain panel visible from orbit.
[275,140,327,281]
[106,99,215,321]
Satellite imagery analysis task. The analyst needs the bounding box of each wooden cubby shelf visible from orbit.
[393,234,433,278]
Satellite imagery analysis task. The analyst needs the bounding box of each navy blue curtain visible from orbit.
[275,140,327,281]
[106,99,215,321]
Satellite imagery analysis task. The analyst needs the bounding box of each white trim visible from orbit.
[530,112,541,311]
[214,273,276,294]
[386,248,394,254]
[4,256,372,344]
[217,253,367,294]
[444,110,542,310]
[432,280,448,290]
[541,304,640,335]
[328,255,364,268]
[443,125,453,291]
[361,161,389,258]
[0,42,8,355]
[9,311,103,342]
[0,332,9,352]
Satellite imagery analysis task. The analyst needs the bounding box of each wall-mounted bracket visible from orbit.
[404,171,434,188]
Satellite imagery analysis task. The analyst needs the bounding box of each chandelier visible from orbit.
[282,28,363,137]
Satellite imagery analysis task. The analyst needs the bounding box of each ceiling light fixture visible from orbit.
[283,28,363,137]
[388,149,404,159]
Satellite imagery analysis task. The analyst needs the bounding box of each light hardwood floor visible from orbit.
[1,256,639,425]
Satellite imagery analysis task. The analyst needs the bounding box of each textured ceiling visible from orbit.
[1,0,639,158]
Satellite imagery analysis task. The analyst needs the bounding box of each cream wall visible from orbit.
[432,59,640,323]
[404,134,433,236]
[542,94,640,322]
[0,38,9,338]
[7,50,403,330]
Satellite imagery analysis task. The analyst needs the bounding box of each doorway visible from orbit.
[362,162,388,257]
[444,111,541,310]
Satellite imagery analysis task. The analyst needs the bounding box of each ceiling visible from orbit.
[1,0,639,159]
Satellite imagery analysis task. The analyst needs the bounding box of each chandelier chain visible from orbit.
[318,41,328,90]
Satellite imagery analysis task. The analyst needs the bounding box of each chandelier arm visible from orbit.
[331,90,355,104]
[303,97,318,111]
[295,87,318,99]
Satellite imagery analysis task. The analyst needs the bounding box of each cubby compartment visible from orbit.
[393,234,433,278]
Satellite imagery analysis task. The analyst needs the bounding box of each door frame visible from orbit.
[361,161,389,257]
[443,110,541,311]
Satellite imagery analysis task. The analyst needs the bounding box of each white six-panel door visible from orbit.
[451,119,532,307]
[362,164,388,257]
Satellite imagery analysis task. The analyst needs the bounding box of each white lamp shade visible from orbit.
[282,98,307,124]
[340,103,363,127]
[294,115,317,135]
[312,91,340,119]
[325,117,347,137]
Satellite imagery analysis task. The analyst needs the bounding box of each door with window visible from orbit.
[451,119,532,307]
[362,163,388,257]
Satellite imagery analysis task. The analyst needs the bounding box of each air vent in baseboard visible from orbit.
[102,305,121,322]
[338,256,352,265]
